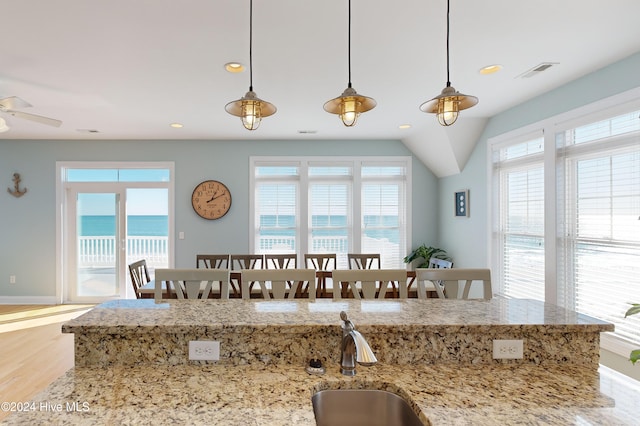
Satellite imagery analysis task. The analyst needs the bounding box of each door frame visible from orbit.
[56,161,175,304]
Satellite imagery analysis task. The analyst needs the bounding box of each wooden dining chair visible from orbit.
[304,253,337,271]
[128,259,151,299]
[410,257,453,298]
[196,254,232,296]
[414,268,492,299]
[304,253,337,297]
[196,254,230,269]
[230,254,264,298]
[154,268,230,301]
[347,253,381,269]
[231,254,264,270]
[331,269,408,300]
[264,253,297,269]
[240,269,316,301]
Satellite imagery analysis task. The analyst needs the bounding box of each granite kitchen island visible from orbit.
[3,298,640,425]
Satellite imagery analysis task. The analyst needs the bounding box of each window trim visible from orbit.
[487,86,640,357]
[249,156,412,268]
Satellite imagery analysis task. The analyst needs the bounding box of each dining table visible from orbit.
[137,270,420,299]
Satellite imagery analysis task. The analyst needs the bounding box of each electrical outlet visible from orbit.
[493,339,523,359]
[9,275,16,284]
[189,340,220,361]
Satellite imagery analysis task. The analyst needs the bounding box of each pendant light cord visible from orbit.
[249,0,254,91]
[347,0,352,89]
[445,0,451,87]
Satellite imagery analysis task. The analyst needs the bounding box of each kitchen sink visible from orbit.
[312,389,424,426]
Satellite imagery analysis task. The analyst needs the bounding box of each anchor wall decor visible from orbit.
[7,173,27,197]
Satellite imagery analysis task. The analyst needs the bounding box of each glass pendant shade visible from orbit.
[0,117,9,133]
[241,101,261,130]
[420,84,478,127]
[324,86,376,127]
[225,90,276,131]
[438,96,458,126]
[340,97,359,126]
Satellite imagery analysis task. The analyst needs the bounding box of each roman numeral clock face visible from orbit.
[191,180,232,220]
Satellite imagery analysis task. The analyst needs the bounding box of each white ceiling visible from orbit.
[2,0,640,176]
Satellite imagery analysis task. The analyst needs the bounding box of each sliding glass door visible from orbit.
[68,189,123,300]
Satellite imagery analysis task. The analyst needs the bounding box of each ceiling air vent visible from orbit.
[517,62,559,79]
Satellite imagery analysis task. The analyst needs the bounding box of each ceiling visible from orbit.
[2,0,640,176]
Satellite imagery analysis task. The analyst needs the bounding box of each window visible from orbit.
[557,111,640,346]
[490,95,640,354]
[309,164,352,257]
[254,164,299,253]
[491,133,546,301]
[361,166,407,268]
[251,157,410,269]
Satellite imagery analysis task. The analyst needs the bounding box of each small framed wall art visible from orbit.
[454,189,469,217]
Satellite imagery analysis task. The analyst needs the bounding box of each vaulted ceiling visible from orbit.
[2,0,640,176]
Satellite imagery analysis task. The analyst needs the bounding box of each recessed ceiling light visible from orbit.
[224,62,245,73]
[170,123,184,128]
[398,124,411,129]
[479,64,503,75]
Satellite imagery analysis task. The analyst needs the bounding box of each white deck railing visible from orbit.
[78,236,169,268]
[79,235,402,269]
[258,235,402,269]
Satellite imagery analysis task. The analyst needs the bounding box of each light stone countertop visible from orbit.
[61,298,615,368]
[2,362,639,425]
[62,298,614,333]
[2,299,635,425]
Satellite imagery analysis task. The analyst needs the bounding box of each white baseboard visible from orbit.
[0,296,59,305]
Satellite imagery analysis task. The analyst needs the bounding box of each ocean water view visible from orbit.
[260,215,400,243]
[80,214,398,240]
[79,215,168,236]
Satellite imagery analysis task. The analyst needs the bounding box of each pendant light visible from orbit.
[420,0,477,126]
[324,0,376,127]
[225,0,276,131]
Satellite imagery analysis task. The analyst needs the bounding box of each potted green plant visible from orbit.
[403,244,450,268]
[624,303,640,364]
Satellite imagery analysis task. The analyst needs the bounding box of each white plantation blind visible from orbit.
[254,164,299,253]
[558,110,640,345]
[361,165,407,268]
[309,164,352,268]
[492,134,545,301]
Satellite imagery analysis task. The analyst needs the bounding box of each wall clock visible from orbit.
[191,180,232,220]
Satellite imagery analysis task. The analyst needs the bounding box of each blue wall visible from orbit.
[0,138,436,299]
[2,51,639,300]
[438,51,640,268]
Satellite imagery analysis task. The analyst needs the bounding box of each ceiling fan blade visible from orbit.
[8,110,62,127]
[0,96,32,110]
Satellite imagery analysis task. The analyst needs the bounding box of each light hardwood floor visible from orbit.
[0,305,93,422]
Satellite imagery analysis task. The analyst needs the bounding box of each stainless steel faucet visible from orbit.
[340,311,377,376]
